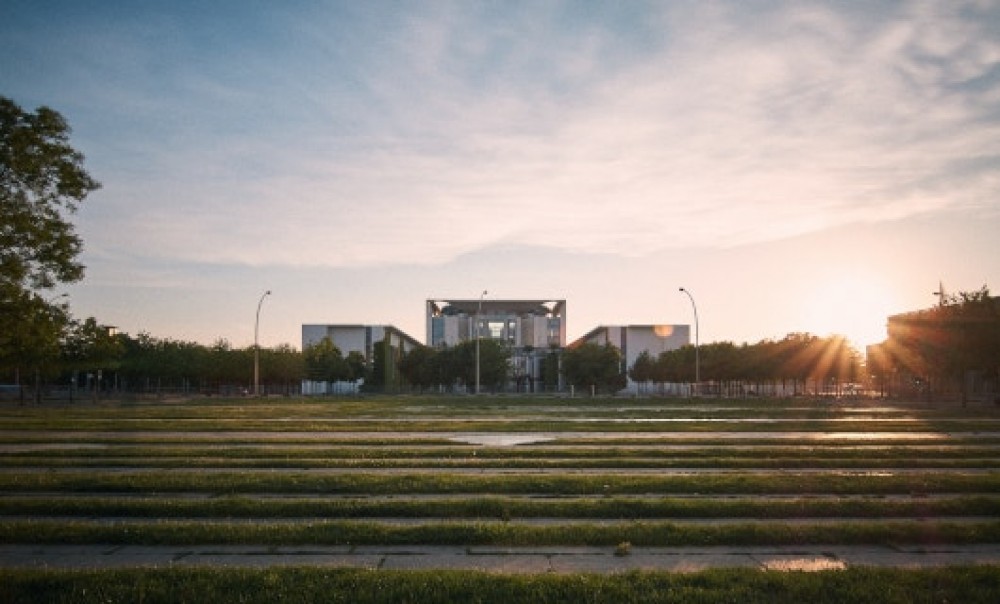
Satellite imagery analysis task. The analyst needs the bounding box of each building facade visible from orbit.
[301,324,421,393]
[426,299,567,392]
[303,300,693,395]
[426,299,566,349]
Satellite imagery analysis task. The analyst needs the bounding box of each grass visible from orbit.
[2,395,998,599]
[5,455,1000,470]
[3,566,1000,604]
[6,416,1000,433]
[3,395,999,433]
[3,518,1000,547]
[3,469,999,496]
[2,494,998,520]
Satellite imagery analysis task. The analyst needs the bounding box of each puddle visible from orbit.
[763,557,846,571]
[449,434,555,446]
[0,443,109,453]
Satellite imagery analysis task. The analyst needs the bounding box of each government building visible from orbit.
[303,297,689,393]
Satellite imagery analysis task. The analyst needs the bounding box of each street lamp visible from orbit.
[254,290,271,397]
[679,287,699,396]
[475,290,487,394]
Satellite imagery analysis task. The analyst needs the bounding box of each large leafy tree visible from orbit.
[563,342,626,394]
[303,337,350,384]
[1,96,99,376]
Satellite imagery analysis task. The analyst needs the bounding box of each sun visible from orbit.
[802,275,896,351]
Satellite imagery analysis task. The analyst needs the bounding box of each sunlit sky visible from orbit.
[4,1,999,352]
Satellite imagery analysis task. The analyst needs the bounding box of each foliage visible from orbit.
[628,333,862,392]
[399,339,512,391]
[367,339,392,388]
[303,337,351,383]
[0,289,68,380]
[5,566,1000,604]
[113,332,302,393]
[872,287,1000,399]
[0,96,99,291]
[541,350,560,389]
[60,317,124,373]
[562,343,626,393]
[0,96,99,375]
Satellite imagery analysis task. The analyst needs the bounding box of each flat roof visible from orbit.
[427,299,565,317]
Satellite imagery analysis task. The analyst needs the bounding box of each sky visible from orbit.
[3,0,999,352]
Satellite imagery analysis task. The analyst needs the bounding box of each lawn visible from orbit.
[1,395,998,601]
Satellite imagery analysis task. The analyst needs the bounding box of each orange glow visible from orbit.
[802,275,896,349]
[653,325,675,338]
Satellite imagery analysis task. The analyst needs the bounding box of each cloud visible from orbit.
[71,1,1000,269]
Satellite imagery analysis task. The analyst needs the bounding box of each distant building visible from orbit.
[572,325,690,393]
[301,324,421,393]
[303,300,693,395]
[426,299,566,349]
[426,299,567,392]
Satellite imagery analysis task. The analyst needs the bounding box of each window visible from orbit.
[488,321,504,339]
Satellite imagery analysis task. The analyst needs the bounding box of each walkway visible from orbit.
[4,544,999,573]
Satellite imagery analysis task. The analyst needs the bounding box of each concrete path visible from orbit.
[3,544,1000,573]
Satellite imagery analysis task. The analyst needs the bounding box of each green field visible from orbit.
[1,395,999,602]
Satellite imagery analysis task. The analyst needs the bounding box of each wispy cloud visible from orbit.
[55,1,1000,270]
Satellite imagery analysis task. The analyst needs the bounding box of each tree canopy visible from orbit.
[562,342,626,393]
[1,96,99,375]
[627,333,862,395]
[398,340,512,392]
[1,96,99,291]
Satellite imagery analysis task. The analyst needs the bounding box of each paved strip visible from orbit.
[3,515,997,526]
[5,430,995,441]
[2,544,999,573]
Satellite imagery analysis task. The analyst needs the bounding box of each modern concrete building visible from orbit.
[302,324,421,359]
[572,324,690,392]
[301,324,421,393]
[426,299,566,349]
[303,301,692,395]
[426,299,567,392]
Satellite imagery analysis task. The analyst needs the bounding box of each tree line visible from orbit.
[629,333,862,396]
[868,287,1000,402]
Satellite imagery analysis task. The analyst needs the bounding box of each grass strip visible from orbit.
[3,470,999,496]
[8,444,1000,460]
[6,435,1000,448]
[3,566,1000,604]
[4,455,1000,470]
[3,518,999,547]
[5,418,999,432]
[2,494,998,520]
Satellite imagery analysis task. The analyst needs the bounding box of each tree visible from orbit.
[476,339,511,391]
[399,346,438,391]
[888,287,1000,402]
[345,351,368,383]
[562,343,626,394]
[303,337,350,385]
[61,317,124,374]
[61,317,124,400]
[1,97,100,378]
[628,350,654,393]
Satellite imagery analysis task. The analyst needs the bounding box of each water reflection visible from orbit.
[446,431,958,446]
[763,557,846,571]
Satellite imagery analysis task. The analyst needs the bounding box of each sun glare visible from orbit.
[802,275,895,351]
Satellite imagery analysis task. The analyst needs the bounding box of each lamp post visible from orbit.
[254,290,271,397]
[475,290,487,394]
[678,287,699,396]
